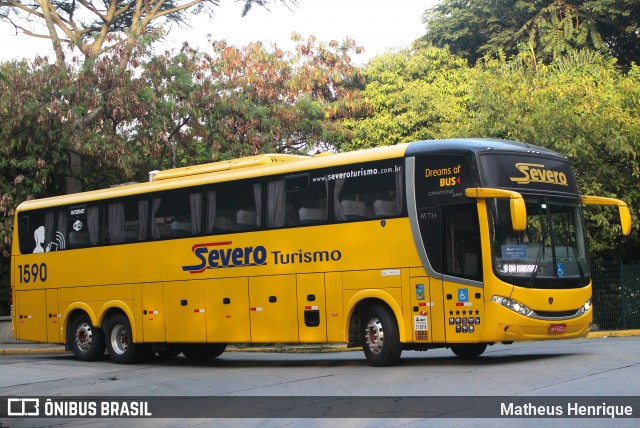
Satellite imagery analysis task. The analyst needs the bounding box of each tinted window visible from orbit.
[103,197,147,244]
[204,181,262,234]
[267,173,328,228]
[18,204,99,253]
[151,189,202,239]
[67,205,100,248]
[331,160,404,222]
[442,204,482,280]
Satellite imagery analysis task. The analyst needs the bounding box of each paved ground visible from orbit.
[1,329,639,355]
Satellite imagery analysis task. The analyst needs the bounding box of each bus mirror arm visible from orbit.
[580,195,632,236]
[465,187,527,232]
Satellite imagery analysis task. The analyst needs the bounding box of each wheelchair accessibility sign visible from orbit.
[456,288,472,307]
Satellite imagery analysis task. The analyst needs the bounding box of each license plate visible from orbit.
[549,324,567,333]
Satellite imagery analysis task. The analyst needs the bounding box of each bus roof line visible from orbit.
[16,144,409,211]
[150,154,310,181]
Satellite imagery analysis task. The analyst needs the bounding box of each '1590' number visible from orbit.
[18,263,47,284]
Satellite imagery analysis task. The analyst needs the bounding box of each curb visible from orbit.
[1,347,69,355]
[2,331,639,356]
[586,329,640,339]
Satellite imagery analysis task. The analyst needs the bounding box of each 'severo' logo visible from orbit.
[509,163,568,186]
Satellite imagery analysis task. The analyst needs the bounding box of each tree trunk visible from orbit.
[65,147,82,194]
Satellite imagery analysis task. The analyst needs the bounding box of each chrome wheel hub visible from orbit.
[110,324,129,355]
[365,317,384,355]
[75,323,93,351]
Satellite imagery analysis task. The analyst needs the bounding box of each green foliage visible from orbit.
[0,59,72,249]
[342,46,474,150]
[421,0,640,67]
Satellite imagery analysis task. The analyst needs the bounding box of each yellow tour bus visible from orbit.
[11,139,632,366]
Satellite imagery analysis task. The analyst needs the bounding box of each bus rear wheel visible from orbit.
[362,304,402,367]
[182,344,227,360]
[69,313,105,361]
[451,343,487,358]
[104,313,149,364]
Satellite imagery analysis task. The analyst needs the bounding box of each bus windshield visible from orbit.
[490,198,590,288]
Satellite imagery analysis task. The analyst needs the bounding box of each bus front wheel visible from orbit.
[69,313,105,361]
[451,343,487,358]
[104,313,149,364]
[362,304,402,367]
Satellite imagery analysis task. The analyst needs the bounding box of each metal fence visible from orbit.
[591,261,640,331]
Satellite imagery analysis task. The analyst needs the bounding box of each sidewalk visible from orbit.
[2,330,640,356]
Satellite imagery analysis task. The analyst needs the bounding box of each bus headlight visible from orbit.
[576,299,592,316]
[492,295,534,317]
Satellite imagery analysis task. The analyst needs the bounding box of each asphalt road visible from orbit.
[1,336,640,427]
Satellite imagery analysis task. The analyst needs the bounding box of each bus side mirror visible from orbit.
[509,197,527,232]
[465,188,527,232]
[581,195,632,236]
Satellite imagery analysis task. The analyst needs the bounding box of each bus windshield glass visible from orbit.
[489,198,590,288]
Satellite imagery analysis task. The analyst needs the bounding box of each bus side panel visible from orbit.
[296,273,327,343]
[140,283,166,342]
[164,281,206,343]
[249,275,298,342]
[45,289,62,343]
[325,272,344,342]
[408,277,432,343]
[342,269,402,291]
[205,277,251,342]
[14,290,48,343]
[442,280,484,343]
[429,277,446,343]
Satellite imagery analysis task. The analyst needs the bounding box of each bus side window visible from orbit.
[442,204,482,280]
[206,181,262,234]
[104,198,147,244]
[67,205,100,248]
[151,190,203,239]
[267,174,328,228]
[333,161,404,222]
[18,209,68,254]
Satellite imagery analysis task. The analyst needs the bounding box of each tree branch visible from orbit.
[3,0,45,20]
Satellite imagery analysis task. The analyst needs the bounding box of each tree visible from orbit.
[0,0,294,67]
[0,0,296,193]
[123,35,364,174]
[342,46,475,150]
[420,0,640,67]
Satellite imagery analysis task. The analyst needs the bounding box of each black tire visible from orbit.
[103,313,148,364]
[362,304,402,367]
[156,344,181,358]
[451,343,487,358]
[68,313,105,362]
[182,343,227,360]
